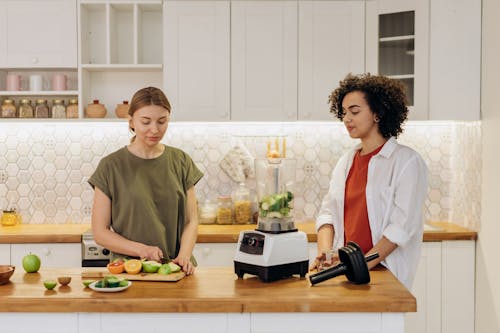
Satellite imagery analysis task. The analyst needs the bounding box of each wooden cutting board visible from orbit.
[81,268,185,282]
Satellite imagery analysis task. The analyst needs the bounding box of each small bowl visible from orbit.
[0,265,15,285]
[57,276,72,286]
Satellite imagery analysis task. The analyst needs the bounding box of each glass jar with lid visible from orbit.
[52,99,66,118]
[66,98,79,118]
[198,199,217,225]
[232,183,252,224]
[18,99,34,118]
[1,99,17,118]
[34,99,50,118]
[216,196,233,225]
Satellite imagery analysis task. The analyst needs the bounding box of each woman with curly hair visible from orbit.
[311,73,428,288]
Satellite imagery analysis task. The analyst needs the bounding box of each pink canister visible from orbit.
[6,74,22,91]
[52,74,67,91]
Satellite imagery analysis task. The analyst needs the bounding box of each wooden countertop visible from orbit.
[0,222,477,244]
[0,224,89,243]
[0,267,415,313]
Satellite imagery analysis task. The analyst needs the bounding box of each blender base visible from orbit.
[234,260,309,282]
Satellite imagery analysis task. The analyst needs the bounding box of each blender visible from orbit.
[234,157,309,282]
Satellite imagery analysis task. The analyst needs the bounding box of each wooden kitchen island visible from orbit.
[0,267,415,333]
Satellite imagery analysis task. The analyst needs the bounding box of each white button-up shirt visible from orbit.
[316,137,428,288]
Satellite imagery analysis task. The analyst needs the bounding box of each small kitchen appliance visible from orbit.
[81,230,111,267]
[234,158,308,282]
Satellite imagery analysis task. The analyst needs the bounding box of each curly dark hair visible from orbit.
[328,73,409,138]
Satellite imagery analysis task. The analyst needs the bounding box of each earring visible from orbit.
[374,117,379,123]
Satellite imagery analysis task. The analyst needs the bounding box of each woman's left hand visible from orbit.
[173,256,195,275]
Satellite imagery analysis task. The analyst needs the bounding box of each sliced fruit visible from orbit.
[105,276,121,288]
[124,259,142,274]
[118,280,129,287]
[168,262,181,273]
[107,261,125,274]
[43,280,57,290]
[142,260,161,273]
[157,263,172,275]
[82,280,95,287]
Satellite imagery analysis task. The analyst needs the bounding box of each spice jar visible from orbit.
[52,99,66,118]
[34,99,50,118]
[115,100,130,118]
[1,99,17,118]
[216,196,233,225]
[18,99,34,118]
[85,99,107,118]
[232,183,252,224]
[198,200,217,225]
[1,209,20,226]
[66,98,79,118]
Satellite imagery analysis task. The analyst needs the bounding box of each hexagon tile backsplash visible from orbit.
[0,121,481,230]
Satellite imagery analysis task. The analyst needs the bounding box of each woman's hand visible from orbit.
[137,244,164,262]
[309,249,339,272]
[173,256,195,275]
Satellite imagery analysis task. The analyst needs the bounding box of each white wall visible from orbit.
[477,0,500,331]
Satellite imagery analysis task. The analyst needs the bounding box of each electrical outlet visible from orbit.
[0,171,6,184]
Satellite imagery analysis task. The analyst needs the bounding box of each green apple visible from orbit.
[168,262,181,273]
[157,263,172,275]
[22,253,41,273]
[142,260,161,273]
[82,280,95,288]
[43,280,57,290]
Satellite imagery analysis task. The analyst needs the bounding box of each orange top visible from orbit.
[344,144,384,254]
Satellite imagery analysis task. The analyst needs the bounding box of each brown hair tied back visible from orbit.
[128,87,172,142]
[328,73,409,139]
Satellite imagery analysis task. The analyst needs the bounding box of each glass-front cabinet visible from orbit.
[366,0,429,120]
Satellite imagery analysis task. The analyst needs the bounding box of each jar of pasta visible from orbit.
[232,183,251,224]
[216,196,233,225]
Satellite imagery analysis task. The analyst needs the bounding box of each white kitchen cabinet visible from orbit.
[164,1,230,121]
[0,244,10,264]
[0,0,77,68]
[429,0,481,120]
[405,240,475,333]
[10,243,81,268]
[231,1,298,121]
[366,0,429,120]
[405,242,442,333]
[193,243,236,267]
[79,1,163,118]
[298,1,365,121]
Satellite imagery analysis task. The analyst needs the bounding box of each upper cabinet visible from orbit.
[164,0,365,121]
[164,1,230,122]
[231,1,297,121]
[298,1,365,121]
[366,0,429,120]
[79,1,163,118]
[366,0,480,120]
[428,0,481,121]
[0,0,77,68]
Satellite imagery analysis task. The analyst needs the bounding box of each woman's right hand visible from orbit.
[309,249,339,272]
[137,244,164,262]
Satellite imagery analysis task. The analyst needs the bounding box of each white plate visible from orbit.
[89,280,132,292]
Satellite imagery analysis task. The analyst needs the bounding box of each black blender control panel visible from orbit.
[239,232,265,255]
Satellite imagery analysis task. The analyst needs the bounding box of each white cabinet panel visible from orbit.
[0,244,10,264]
[0,0,77,68]
[11,243,81,268]
[164,1,230,121]
[429,0,481,120]
[405,242,442,333]
[441,240,475,333]
[193,243,236,267]
[298,1,365,121]
[231,1,297,121]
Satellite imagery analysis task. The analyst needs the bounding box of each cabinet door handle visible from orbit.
[202,247,211,255]
[32,57,39,64]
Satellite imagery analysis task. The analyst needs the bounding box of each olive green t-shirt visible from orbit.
[88,145,203,260]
